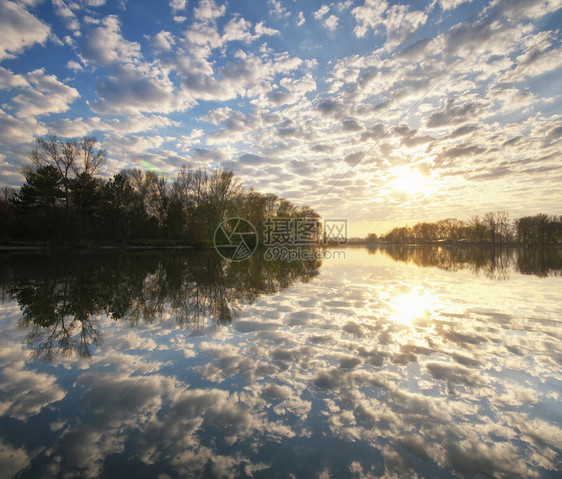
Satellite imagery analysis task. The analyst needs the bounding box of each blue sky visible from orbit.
[0,0,561,235]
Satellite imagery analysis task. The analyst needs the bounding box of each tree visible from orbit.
[12,165,63,237]
[76,136,106,176]
[495,211,511,244]
[0,187,16,238]
[166,167,193,240]
[6,139,319,245]
[516,214,561,246]
[102,173,136,240]
[203,169,242,240]
[468,215,487,243]
[30,134,106,238]
[384,226,412,244]
[483,212,497,244]
[412,222,435,243]
[70,172,103,237]
[237,190,268,242]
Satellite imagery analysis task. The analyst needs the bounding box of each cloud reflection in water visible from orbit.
[0,246,560,477]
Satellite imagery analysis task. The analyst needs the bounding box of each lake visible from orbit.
[0,246,561,478]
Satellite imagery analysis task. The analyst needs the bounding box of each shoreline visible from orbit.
[0,242,198,252]
[1,242,560,252]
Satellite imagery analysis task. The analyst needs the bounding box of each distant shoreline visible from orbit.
[345,241,562,247]
[0,241,197,252]
[1,241,560,253]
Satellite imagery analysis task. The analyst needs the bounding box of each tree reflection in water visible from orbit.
[0,246,560,478]
[368,245,562,280]
[0,250,321,362]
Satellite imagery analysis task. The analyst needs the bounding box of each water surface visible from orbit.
[0,247,561,477]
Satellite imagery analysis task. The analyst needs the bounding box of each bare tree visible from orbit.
[28,134,106,238]
[483,212,497,244]
[32,134,77,234]
[1,186,16,202]
[496,211,512,244]
[170,166,193,205]
[151,174,169,229]
[76,136,106,176]
[124,168,158,213]
[207,169,242,221]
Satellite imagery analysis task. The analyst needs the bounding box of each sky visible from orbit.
[0,0,561,236]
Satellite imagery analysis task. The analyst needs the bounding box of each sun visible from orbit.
[391,166,430,195]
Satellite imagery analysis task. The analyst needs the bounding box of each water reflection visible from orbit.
[0,247,560,478]
[0,251,321,362]
[368,245,562,279]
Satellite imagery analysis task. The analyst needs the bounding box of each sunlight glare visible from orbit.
[391,166,430,195]
[390,290,435,325]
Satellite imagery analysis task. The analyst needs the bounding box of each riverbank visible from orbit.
[0,239,198,251]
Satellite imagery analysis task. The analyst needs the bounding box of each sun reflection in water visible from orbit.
[389,289,436,325]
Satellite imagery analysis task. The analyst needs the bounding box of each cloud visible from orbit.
[0,67,29,89]
[238,153,273,166]
[441,14,519,59]
[351,1,427,48]
[351,0,388,38]
[426,99,482,128]
[169,0,187,13]
[0,0,561,231]
[253,21,279,38]
[324,15,339,31]
[221,16,279,45]
[153,30,175,51]
[81,15,142,68]
[222,16,254,44]
[317,99,342,116]
[384,4,427,46]
[66,59,84,71]
[81,16,195,115]
[448,124,480,138]
[268,0,289,18]
[503,32,562,82]
[439,0,473,10]
[542,124,562,146]
[0,1,51,60]
[194,0,225,22]
[436,143,485,165]
[492,0,562,21]
[11,68,80,117]
[342,118,363,131]
[314,5,330,20]
[52,0,81,34]
[0,438,29,477]
[0,108,45,146]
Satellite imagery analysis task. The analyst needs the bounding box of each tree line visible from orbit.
[0,134,318,245]
[366,211,562,246]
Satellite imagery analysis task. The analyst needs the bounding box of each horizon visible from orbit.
[1,0,561,237]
